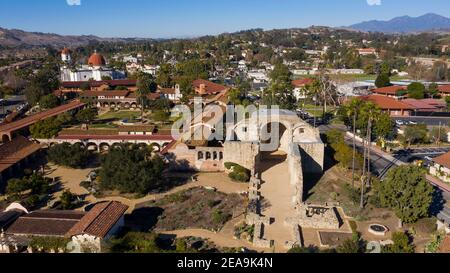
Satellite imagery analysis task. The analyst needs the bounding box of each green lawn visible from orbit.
[98,110,141,121]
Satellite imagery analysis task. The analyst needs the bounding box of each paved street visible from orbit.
[394,116,450,126]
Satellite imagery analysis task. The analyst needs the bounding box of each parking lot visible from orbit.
[394,116,450,126]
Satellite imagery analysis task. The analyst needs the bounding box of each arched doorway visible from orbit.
[1,134,10,143]
[259,122,289,153]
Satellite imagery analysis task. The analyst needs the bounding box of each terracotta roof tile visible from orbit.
[5,210,85,237]
[361,95,413,110]
[433,151,450,169]
[292,78,314,87]
[67,201,128,238]
[440,236,450,253]
[438,85,450,94]
[0,136,42,173]
[192,79,229,95]
[372,85,407,95]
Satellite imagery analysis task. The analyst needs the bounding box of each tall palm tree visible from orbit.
[347,98,362,188]
[359,102,380,209]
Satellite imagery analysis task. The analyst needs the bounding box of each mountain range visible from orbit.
[0,27,153,48]
[1,13,450,48]
[348,13,450,33]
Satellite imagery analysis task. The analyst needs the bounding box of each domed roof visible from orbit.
[88,52,106,67]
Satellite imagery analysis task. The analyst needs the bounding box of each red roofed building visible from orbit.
[361,95,413,116]
[402,99,439,112]
[438,85,450,97]
[439,236,450,253]
[430,151,450,183]
[292,78,314,100]
[193,79,229,96]
[357,48,377,56]
[371,85,407,99]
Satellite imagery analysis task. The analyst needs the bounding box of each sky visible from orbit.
[0,0,449,38]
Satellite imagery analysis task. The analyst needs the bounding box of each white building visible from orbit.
[60,50,125,82]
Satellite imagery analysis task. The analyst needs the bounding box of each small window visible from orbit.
[242,127,248,133]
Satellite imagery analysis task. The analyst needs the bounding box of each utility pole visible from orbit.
[438,122,442,147]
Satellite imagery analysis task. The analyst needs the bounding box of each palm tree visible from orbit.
[347,98,362,188]
[359,102,380,209]
[136,73,157,121]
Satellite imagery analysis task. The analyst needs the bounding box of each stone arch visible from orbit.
[150,143,161,152]
[259,121,289,153]
[213,151,218,160]
[205,152,212,160]
[99,143,110,152]
[103,102,110,108]
[198,151,204,160]
[1,134,11,143]
[86,142,99,151]
[219,152,223,160]
[124,102,131,109]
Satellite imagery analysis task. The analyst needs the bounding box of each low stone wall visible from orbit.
[253,222,272,249]
[293,205,340,230]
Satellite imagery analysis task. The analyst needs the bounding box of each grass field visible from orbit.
[98,110,141,121]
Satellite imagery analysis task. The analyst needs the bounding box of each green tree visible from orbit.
[407,82,426,99]
[403,124,428,146]
[47,143,93,168]
[379,166,433,223]
[76,107,98,124]
[60,190,76,210]
[427,83,439,99]
[136,73,157,120]
[39,94,60,109]
[382,232,415,253]
[375,73,391,88]
[30,117,62,138]
[99,144,165,194]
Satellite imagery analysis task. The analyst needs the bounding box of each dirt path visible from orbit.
[259,152,297,253]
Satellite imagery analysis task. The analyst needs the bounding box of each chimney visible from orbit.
[199,84,206,95]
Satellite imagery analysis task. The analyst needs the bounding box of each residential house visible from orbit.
[361,95,413,116]
[0,201,128,253]
[371,86,408,99]
[430,151,450,183]
[292,78,314,100]
[192,79,229,96]
[158,84,182,102]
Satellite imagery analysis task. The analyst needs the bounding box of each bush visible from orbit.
[47,143,94,168]
[349,221,358,233]
[212,209,231,225]
[225,162,251,182]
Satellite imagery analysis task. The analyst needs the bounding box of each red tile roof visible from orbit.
[192,79,229,95]
[438,85,450,94]
[402,99,437,110]
[292,78,314,88]
[67,201,128,238]
[5,210,85,237]
[372,85,407,96]
[361,95,414,110]
[0,136,42,173]
[82,90,130,98]
[88,53,106,67]
[440,236,450,253]
[433,151,450,169]
[159,88,176,95]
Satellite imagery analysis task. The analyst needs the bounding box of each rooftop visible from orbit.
[5,210,85,237]
[67,201,128,238]
[0,136,42,173]
[433,151,450,169]
[372,85,407,96]
[361,95,413,110]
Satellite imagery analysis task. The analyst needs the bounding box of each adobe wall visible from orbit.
[287,143,304,203]
[223,141,260,171]
[298,143,324,174]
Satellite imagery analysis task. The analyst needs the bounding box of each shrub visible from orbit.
[225,162,251,182]
[212,209,231,225]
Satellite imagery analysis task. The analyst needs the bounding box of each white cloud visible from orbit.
[367,0,381,6]
[67,0,81,6]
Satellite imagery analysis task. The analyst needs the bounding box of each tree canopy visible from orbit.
[47,143,94,168]
[379,165,433,223]
[99,144,165,194]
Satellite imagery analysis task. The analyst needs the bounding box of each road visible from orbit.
[394,116,450,126]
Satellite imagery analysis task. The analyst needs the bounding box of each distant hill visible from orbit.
[348,13,450,33]
[0,27,151,48]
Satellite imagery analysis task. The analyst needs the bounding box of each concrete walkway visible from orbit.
[259,152,297,253]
